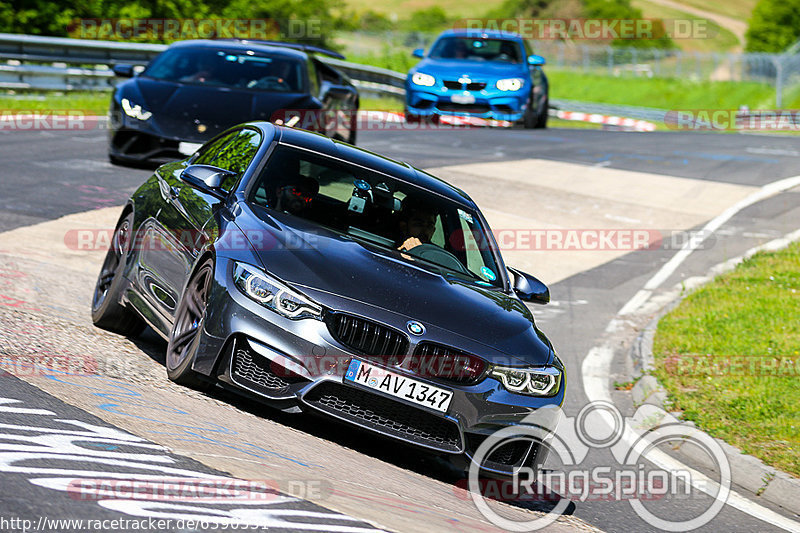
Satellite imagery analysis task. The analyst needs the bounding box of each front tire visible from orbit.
[535,97,549,129]
[91,210,145,336]
[166,258,214,389]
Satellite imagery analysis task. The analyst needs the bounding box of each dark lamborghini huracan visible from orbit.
[92,123,565,475]
[108,39,358,165]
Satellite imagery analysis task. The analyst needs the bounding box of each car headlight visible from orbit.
[232,262,323,320]
[490,365,562,396]
[121,98,152,121]
[411,72,436,87]
[495,78,524,92]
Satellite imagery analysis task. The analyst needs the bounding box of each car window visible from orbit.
[193,132,235,165]
[249,145,503,287]
[195,129,262,190]
[429,37,522,63]
[143,48,305,92]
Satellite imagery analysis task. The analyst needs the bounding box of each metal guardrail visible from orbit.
[0,32,669,125]
[0,32,406,98]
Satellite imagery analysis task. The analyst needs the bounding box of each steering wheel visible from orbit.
[406,244,471,275]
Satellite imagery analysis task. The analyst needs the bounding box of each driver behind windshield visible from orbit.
[180,54,218,83]
[274,175,319,216]
[395,196,438,251]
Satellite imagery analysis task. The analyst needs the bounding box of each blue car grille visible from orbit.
[443,80,487,91]
[437,102,492,114]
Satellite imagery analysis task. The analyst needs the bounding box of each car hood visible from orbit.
[118,78,316,141]
[232,205,553,366]
[412,59,524,81]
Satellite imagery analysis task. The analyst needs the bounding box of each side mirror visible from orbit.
[508,267,549,304]
[412,48,425,59]
[527,54,546,66]
[324,84,353,98]
[112,64,135,78]
[179,165,235,200]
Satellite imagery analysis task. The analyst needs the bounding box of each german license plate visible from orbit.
[344,359,453,413]
[451,93,476,104]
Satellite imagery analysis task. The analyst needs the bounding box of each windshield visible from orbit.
[249,145,504,287]
[143,47,305,92]
[429,37,523,63]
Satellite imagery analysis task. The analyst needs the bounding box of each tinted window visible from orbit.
[429,37,522,63]
[249,145,503,286]
[144,47,305,92]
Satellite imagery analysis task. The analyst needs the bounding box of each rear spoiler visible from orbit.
[222,39,345,60]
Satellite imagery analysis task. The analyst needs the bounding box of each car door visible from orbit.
[142,128,262,329]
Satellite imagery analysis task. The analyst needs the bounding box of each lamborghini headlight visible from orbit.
[121,98,152,121]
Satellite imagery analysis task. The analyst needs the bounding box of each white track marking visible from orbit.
[584,174,800,531]
[620,174,800,315]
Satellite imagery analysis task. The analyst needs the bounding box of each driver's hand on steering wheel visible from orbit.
[398,237,424,251]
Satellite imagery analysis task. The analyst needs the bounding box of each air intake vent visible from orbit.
[304,382,462,452]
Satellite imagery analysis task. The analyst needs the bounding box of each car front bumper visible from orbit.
[192,257,564,474]
[406,84,528,123]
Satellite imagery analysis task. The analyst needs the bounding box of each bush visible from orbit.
[745,0,800,53]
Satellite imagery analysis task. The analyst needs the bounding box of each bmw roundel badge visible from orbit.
[407,321,425,336]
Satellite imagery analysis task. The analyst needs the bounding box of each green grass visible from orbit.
[0,91,110,115]
[547,70,793,109]
[652,241,800,477]
[7,72,799,133]
[632,0,741,52]
[360,96,404,111]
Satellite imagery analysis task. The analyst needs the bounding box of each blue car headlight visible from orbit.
[490,364,562,396]
[121,98,152,121]
[411,72,436,87]
[495,78,525,92]
[233,262,323,320]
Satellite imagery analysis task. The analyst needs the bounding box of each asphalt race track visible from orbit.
[1,124,799,533]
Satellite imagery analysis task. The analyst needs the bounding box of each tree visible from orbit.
[746,0,800,53]
[405,7,449,34]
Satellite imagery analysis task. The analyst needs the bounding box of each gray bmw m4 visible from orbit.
[92,122,565,475]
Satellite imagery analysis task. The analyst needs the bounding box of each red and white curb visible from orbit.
[358,110,654,131]
[554,110,656,131]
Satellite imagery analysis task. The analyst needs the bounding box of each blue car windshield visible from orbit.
[143,48,305,92]
[429,37,522,63]
[249,145,505,287]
